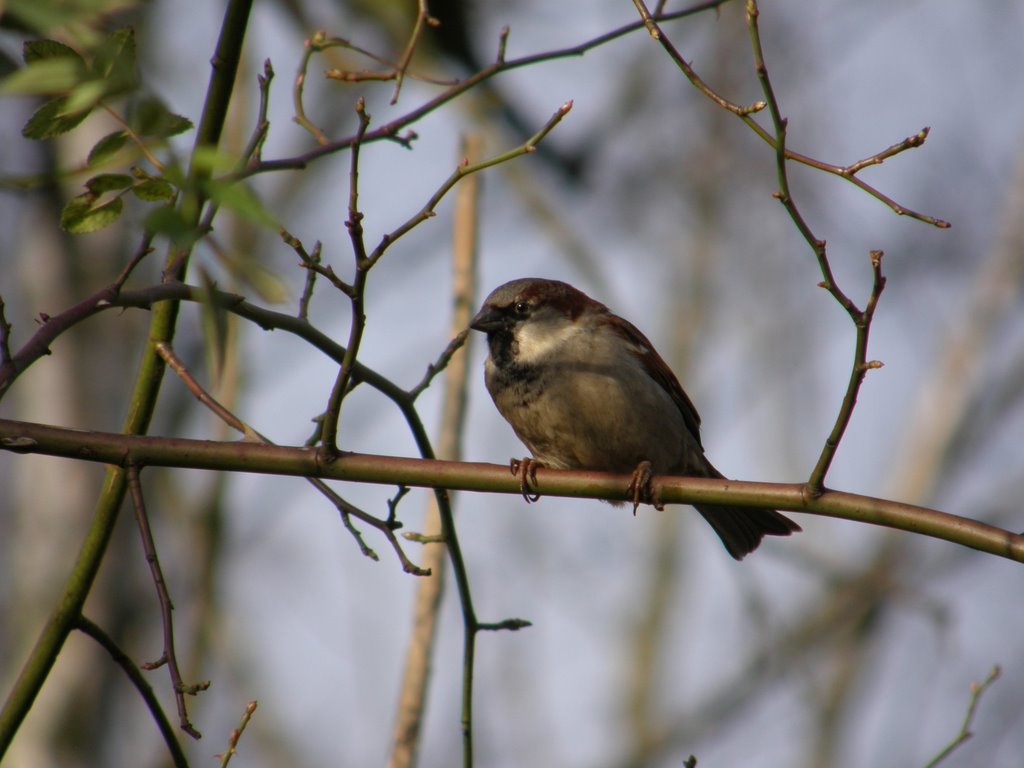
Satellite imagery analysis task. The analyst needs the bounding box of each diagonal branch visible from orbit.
[154,341,429,574]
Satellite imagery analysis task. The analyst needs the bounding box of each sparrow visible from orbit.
[470,277,800,560]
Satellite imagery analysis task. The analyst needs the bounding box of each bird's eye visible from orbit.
[513,301,529,315]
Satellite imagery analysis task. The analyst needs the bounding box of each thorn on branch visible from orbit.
[496,26,510,64]
[387,485,411,525]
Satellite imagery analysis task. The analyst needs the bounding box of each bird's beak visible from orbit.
[469,305,505,333]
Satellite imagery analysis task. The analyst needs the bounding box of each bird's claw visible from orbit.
[510,457,541,503]
[628,460,663,515]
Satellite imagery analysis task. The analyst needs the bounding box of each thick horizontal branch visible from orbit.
[1,417,1021,563]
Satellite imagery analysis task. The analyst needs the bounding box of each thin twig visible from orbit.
[280,228,351,297]
[632,0,948,228]
[75,615,188,768]
[126,464,210,739]
[293,31,331,145]
[805,251,886,491]
[216,700,258,768]
[242,59,274,165]
[113,234,157,290]
[100,104,168,172]
[736,1,890,491]
[390,0,438,105]
[923,666,1001,768]
[367,100,574,269]
[16,279,444,496]
[321,97,372,455]
[155,342,256,439]
[408,329,470,400]
[0,296,12,367]
[390,133,480,768]
[323,36,458,87]
[154,341,429,574]
[632,0,766,116]
[0,236,154,400]
[298,239,322,319]
[235,0,732,180]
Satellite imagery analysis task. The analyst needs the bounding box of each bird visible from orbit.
[469,277,800,560]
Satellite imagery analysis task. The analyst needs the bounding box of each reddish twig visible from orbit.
[154,341,430,574]
[216,700,258,768]
[239,0,732,179]
[633,0,949,228]
[389,0,439,104]
[75,616,188,767]
[126,464,210,739]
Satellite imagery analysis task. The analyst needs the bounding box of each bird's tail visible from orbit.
[694,461,800,560]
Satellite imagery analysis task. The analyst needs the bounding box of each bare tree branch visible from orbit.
[3,418,1022,563]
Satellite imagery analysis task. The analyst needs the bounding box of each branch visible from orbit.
[3,418,1023,563]
[238,1,731,179]
[321,98,372,454]
[155,341,429,574]
[367,99,573,269]
[631,0,949,228]
[389,0,437,105]
[0,236,154,401]
[216,700,258,768]
[391,133,483,768]
[923,666,1001,768]
[75,616,188,768]
[0,1,254,756]
[632,0,766,115]
[0,281,436,471]
[127,465,209,739]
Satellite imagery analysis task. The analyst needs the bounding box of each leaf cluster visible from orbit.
[3,29,192,233]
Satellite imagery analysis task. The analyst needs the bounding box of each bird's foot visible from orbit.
[510,457,542,503]
[627,460,664,515]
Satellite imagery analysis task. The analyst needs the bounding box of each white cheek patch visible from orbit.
[514,316,584,364]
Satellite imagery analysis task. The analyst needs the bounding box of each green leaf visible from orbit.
[132,96,193,138]
[22,96,90,139]
[198,268,229,381]
[204,179,279,228]
[61,78,108,115]
[190,146,239,175]
[90,28,137,95]
[0,57,85,94]
[60,194,124,234]
[144,204,197,246]
[87,131,130,166]
[162,113,193,138]
[23,39,84,66]
[131,177,176,202]
[238,261,289,304]
[6,0,141,35]
[85,173,133,193]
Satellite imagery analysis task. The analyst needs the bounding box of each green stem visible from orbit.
[0,0,253,756]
